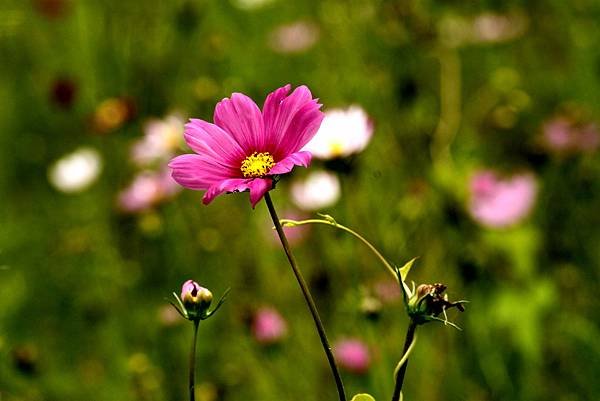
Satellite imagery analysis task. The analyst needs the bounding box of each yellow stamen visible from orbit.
[240,152,275,178]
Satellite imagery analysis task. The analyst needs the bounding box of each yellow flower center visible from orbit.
[329,141,344,157]
[240,152,275,178]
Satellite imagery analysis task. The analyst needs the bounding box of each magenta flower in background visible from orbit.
[469,170,537,228]
[169,84,324,208]
[252,307,288,345]
[334,338,371,374]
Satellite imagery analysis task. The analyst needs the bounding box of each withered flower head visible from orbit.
[393,260,466,328]
[407,282,466,327]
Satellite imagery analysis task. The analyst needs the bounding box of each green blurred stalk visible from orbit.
[264,192,347,401]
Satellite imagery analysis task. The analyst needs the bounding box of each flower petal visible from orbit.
[262,85,324,159]
[269,151,312,175]
[169,154,238,191]
[214,93,264,152]
[202,178,253,205]
[248,178,273,208]
[277,101,324,155]
[201,177,272,207]
[184,119,246,168]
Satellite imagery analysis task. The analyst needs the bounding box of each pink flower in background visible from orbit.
[118,169,180,213]
[252,307,288,345]
[542,117,600,153]
[334,338,371,374]
[169,85,324,207]
[543,117,572,151]
[302,106,374,159]
[469,171,537,228]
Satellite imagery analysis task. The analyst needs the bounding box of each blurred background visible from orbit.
[1,0,600,400]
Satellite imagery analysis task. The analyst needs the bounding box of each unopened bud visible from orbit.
[180,280,213,320]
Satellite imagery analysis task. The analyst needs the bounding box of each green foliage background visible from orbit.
[1,1,600,400]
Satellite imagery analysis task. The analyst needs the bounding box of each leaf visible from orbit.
[397,257,418,282]
[351,394,376,401]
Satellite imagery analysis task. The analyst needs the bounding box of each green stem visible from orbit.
[264,192,346,401]
[279,218,397,280]
[391,322,417,401]
[189,320,199,401]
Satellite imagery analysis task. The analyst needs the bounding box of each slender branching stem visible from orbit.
[189,320,200,401]
[279,218,397,280]
[264,192,346,401]
[391,322,418,401]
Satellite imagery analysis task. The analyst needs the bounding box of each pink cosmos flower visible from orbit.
[169,85,324,208]
[469,170,537,228]
[252,307,288,345]
[334,338,371,374]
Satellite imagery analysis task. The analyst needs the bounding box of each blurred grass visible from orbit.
[2,0,600,400]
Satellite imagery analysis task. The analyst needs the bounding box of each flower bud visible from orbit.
[181,280,213,320]
[170,281,229,322]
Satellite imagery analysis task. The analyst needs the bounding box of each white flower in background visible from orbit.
[269,21,319,54]
[48,147,102,193]
[290,171,341,211]
[232,0,274,11]
[438,12,528,48]
[302,106,374,159]
[131,114,184,167]
[472,12,528,43]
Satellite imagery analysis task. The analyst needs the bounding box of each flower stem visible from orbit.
[391,322,417,401]
[264,192,346,401]
[189,320,200,401]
